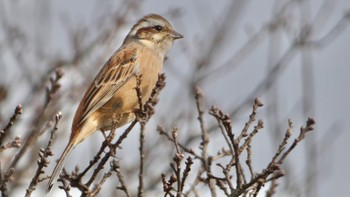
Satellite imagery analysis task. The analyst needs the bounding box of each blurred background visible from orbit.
[0,0,349,196]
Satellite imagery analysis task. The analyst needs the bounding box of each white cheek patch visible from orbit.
[152,33,163,42]
[139,39,156,49]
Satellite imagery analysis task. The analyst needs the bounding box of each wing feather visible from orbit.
[77,47,138,125]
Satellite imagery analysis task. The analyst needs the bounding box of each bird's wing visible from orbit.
[77,46,139,125]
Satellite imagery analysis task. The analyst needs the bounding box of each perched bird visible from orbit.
[46,14,183,193]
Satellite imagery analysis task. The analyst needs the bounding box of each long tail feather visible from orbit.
[46,141,75,193]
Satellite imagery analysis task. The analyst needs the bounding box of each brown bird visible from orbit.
[46,14,183,192]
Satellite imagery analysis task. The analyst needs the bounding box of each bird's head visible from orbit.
[125,14,183,55]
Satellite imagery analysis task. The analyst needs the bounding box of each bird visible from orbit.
[46,14,183,193]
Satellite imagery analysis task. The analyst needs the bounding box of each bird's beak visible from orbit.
[171,30,183,40]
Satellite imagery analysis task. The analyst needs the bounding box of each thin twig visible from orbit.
[138,119,145,197]
[277,118,315,164]
[180,157,193,193]
[7,68,63,174]
[114,160,131,197]
[25,112,61,197]
[157,126,202,160]
[90,161,116,196]
[0,105,23,145]
[237,98,263,142]
[135,74,145,197]
[0,136,21,153]
[85,120,137,187]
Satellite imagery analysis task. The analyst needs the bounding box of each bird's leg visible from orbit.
[100,129,108,140]
[100,128,115,151]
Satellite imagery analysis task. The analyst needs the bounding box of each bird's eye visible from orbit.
[153,25,163,31]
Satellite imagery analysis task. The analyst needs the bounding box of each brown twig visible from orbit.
[58,172,72,197]
[90,160,117,196]
[114,160,131,197]
[25,112,61,197]
[157,126,202,160]
[84,120,137,188]
[194,87,217,196]
[181,157,194,193]
[167,129,194,197]
[7,68,63,174]
[135,74,145,197]
[0,136,21,153]
[271,119,293,163]
[238,119,264,155]
[277,118,316,165]
[195,88,209,166]
[237,98,263,142]
[0,166,14,197]
[245,140,254,179]
[161,173,176,197]
[0,105,23,146]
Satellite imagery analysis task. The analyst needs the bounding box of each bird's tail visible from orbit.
[46,141,75,193]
